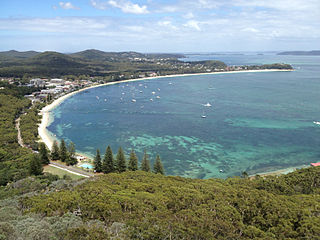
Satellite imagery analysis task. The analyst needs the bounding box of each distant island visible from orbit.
[0,49,293,79]
[277,50,320,56]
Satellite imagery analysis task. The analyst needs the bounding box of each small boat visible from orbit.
[140,91,143,93]
[313,121,320,125]
[122,92,125,95]
[96,96,99,100]
[157,88,160,91]
[219,169,223,173]
[156,96,160,99]
[152,91,156,95]
[201,115,207,118]
[131,99,136,102]
[139,84,143,87]
[104,99,107,102]
[203,102,212,107]
[150,98,153,101]
[169,82,172,85]
[144,86,147,88]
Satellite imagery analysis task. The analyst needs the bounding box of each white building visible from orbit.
[30,78,46,87]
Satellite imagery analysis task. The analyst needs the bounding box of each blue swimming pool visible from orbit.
[79,163,94,169]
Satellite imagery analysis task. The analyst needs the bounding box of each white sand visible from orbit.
[38,69,293,152]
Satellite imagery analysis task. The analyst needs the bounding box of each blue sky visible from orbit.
[0,0,319,52]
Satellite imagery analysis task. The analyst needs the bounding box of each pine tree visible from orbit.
[102,146,114,173]
[66,141,77,166]
[116,147,127,173]
[59,139,67,162]
[141,150,151,172]
[39,142,50,165]
[94,149,102,172]
[51,140,60,160]
[128,149,138,171]
[153,154,164,175]
[29,155,43,176]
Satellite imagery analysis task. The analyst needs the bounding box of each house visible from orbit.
[50,78,65,85]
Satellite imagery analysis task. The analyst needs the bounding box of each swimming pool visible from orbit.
[79,163,94,169]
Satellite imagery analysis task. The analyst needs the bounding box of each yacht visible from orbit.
[131,99,136,102]
[314,121,320,125]
[203,102,212,107]
[156,96,161,99]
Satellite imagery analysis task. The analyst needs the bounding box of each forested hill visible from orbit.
[0,49,291,78]
[20,167,320,239]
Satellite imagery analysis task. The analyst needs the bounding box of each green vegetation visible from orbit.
[39,142,50,165]
[19,167,320,239]
[19,104,43,150]
[141,150,151,172]
[153,154,164,175]
[51,140,60,160]
[0,92,38,185]
[128,149,138,171]
[102,146,115,174]
[28,155,43,176]
[94,149,102,172]
[116,147,127,173]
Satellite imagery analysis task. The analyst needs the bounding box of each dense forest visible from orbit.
[0,167,317,239]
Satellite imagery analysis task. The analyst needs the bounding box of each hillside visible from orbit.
[0,50,40,60]
[19,168,320,239]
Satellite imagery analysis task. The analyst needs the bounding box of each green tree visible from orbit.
[153,154,164,175]
[128,149,138,171]
[94,149,102,172]
[66,142,77,166]
[116,147,126,173]
[51,140,60,160]
[59,139,67,162]
[39,142,50,165]
[141,150,151,172]
[102,146,114,174]
[29,155,43,175]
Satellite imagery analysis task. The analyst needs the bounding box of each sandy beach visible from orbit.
[38,68,294,171]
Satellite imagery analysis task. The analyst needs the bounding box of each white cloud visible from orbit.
[90,0,108,10]
[158,20,178,30]
[183,20,201,31]
[183,12,194,19]
[58,2,80,10]
[108,0,149,14]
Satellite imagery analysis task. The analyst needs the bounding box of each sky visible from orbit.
[0,0,319,53]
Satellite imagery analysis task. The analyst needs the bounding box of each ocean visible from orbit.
[48,53,320,178]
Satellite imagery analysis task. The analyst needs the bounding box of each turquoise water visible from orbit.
[48,54,320,178]
[79,163,94,169]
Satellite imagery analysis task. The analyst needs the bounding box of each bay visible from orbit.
[48,53,320,178]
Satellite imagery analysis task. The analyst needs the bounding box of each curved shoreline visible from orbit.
[38,69,296,177]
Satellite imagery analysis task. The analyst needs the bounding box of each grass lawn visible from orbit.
[44,165,85,180]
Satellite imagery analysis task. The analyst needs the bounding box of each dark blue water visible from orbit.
[48,54,320,178]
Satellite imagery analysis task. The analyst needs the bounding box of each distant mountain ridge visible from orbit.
[277,50,320,56]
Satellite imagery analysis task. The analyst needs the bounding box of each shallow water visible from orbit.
[48,54,320,178]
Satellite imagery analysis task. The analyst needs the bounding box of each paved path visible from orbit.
[49,162,94,178]
[15,115,26,148]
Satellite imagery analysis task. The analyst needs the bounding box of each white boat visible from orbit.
[169,82,172,85]
[122,92,125,95]
[131,99,136,102]
[203,102,212,107]
[104,99,107,102]
[96,96,99,100]
[140,91,143,93]
[156,96,160,99]
[152,91,156,95]
[201,115,207,118]
[150,98,153,101]
[157,88,160,91]
[313,121,320,125]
